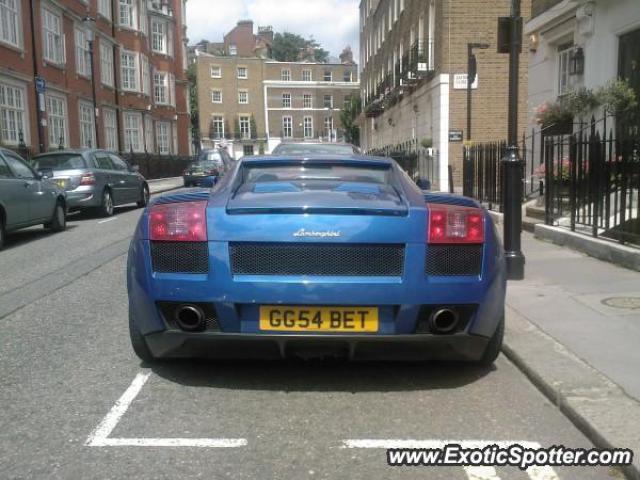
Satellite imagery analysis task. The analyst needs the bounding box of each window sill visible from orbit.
[44,59,65,70]
[0,41,24,56]
[151,51,173,59]
[97,13,112,24]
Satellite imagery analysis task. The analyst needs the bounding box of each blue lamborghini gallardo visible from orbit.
[127,155,506,365]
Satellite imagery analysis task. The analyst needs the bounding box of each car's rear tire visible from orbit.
[477,314,504,367]
[45,200,66,232]
[0,216,5,251]
[129,311,155,363]
[99,189,114,217]
[137,185,150,208]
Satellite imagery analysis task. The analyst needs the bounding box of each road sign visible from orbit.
[35,76,46,94]
[449,130,463,142]
[453,73,478,89]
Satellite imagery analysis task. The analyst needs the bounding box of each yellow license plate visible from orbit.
[259,306,379,332]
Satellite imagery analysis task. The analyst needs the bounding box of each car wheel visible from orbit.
[477,314,504,367]
[46,201,67,232]
[0,217,5,251]
[129,310,156,364]
[137,185,150,208]
[99,189,114,217]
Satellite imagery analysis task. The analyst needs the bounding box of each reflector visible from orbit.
[149,201,208,242]
[427,203,485,244]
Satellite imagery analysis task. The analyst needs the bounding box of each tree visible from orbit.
[340,96,362,146]
[271,32,329,63]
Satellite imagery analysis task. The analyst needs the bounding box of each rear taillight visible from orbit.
[79,173,96,185]
[427,203,484,244]
[149,201,208,242]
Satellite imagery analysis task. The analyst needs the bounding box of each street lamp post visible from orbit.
[500,0,525,279]
[463,42,489,197]
[83,17,100,149]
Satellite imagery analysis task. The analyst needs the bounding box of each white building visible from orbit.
[526,0,640,129]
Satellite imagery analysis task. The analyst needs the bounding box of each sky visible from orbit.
[186,0,360,60]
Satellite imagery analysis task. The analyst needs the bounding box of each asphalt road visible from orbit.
[0,193,622,480]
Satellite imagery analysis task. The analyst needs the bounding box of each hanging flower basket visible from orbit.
[541,120,573,136]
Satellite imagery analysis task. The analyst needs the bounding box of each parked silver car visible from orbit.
[0,148,67,250]
[32,149,149,217]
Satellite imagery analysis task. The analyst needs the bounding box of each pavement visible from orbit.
[0,186,635,479]
[147,176,184,194]
[503,232,640,479]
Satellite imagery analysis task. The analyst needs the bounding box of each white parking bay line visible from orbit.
[97,217,118,224]
[85,371,247,448]
[342,440,559,480]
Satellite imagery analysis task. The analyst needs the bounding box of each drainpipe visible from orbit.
[111,0,123,152]
[29,0,45,153]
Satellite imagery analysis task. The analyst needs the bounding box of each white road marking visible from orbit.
[342,440,560,480]
[97,216,118,224]
[85,371,247,448]
[92,438,247,448]
[464,466,501,480]
[85,371,151,445]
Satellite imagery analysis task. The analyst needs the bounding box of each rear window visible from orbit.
[33,154,87,170]
[199,151,223,162]
[242,163,390,185]
[189,160,223,170]
[272,143,357,156]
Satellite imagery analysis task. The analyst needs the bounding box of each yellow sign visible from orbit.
[259,306,379,332]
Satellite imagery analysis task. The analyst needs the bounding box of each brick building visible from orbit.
[0,0,191,157]
[194,21,359,157]
[359,0,531,189]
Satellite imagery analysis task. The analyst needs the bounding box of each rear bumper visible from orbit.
[145,330,489,361]
[65,188,99,209]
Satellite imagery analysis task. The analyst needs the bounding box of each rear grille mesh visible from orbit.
[151,241,209,273]
[229,243,405,276]
[425,245,483,276]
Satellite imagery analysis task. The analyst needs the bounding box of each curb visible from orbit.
[503,306,640,479]
[147,177,184,195]
[534,224,640,272]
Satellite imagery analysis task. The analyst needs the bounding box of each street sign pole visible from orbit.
[463,43,489,198]
[500,0,525,280]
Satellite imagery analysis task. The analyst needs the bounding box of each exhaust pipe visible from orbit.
[429,308,460,334]
[175,304,205,331]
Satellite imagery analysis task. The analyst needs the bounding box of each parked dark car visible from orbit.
[32,149,149,216]
[183,148,234,187]
[0,148,67,250]
[271,142,361,156]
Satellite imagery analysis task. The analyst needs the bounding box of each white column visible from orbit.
[437,74,450,191]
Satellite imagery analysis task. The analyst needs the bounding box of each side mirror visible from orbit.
[38,169,52,180]
[415,177,431,191]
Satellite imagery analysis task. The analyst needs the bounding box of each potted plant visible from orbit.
[595,79,638,119]
[420,138,433,149]
[535,101,574,135]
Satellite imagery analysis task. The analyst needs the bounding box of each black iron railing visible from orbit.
[368,141,441,191]
[543,117,639,245]
[127,153,197,180]
[464,115,640,246]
